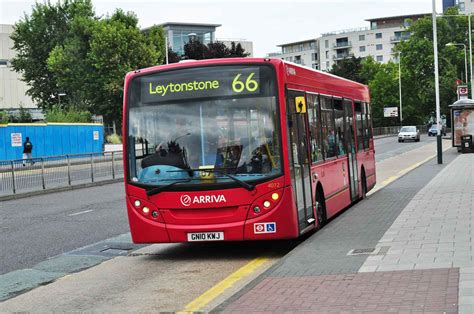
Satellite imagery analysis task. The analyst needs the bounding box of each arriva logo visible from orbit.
[180,194,227,206]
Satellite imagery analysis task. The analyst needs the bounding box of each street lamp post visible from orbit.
[398,51,403,126]
[432,0,442,164]
[446,43,468,84]
[58,93,66,107]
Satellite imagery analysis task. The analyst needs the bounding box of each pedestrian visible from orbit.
[22,136,34,166]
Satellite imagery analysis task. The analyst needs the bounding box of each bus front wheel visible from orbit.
[361,171,367,199]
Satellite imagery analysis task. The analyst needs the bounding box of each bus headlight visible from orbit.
[134,200,141,207]
[263,201,271,208]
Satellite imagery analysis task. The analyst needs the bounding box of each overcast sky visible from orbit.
[1,0,445,57]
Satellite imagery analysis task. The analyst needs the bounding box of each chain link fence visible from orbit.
[0,151,124,197]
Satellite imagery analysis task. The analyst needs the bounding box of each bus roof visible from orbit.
[125,58,369,101]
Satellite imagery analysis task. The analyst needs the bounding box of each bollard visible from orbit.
[90,154,94,182]
[41,158,46,190]
[111,152,115,179]
[10,161,16,194]
[67,155,71,185]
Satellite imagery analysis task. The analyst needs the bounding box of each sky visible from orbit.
[1,0,445,57]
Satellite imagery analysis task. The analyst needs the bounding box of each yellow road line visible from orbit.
[179,257,269,313]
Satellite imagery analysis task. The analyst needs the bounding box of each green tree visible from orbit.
[85,11,164,125]
[396,7,465,125]
[330,56,366,84]
[167,48,181,63]
[205,41,231,58]
[48,9,165,125]
[228,42,250,57]
[10,0,95,111]
[184,39,208,60]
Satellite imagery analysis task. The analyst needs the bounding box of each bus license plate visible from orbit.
[187,232,224,242]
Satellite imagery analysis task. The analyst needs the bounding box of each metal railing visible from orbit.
[0,151,124,197]
[372,125,428,137]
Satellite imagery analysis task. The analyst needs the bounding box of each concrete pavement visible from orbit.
[218,149,472,313]
[0,140,466,312]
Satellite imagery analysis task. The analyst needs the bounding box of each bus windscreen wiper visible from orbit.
[167,168,255,191]
[146,178,194,196]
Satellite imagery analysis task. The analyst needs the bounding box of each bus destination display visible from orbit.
[140,66,262,103]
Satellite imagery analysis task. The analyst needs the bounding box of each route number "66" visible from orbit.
[232,73,259,93]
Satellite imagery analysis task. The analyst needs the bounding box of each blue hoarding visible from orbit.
[0,123,104,160]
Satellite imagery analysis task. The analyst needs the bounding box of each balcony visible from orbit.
[332,41,352,49]
[333,53,354,60]
[390,34,411,43]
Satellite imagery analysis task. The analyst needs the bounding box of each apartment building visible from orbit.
[319,14,427,71]
[277,39,319,69]
[0,24,35,111]
[443,0,474,14]
[275,14,427,72]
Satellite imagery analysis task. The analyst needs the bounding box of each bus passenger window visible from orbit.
[307,94,323,162]
[362,102,369,149]
[333,98,346,156]
[321,96,337,158]
[355,101,364,151]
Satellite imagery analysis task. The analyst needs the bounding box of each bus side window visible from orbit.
[366,103,373,140]
[307,94,323,162]
[333,98,346,156]
[355,101,364,151]
[321,96,337,158]
[363,102,370,149]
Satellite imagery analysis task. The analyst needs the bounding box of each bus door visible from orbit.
[343,99,359,201]
[287,90,315,232]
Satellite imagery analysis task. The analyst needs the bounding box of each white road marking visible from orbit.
[68,210,94,217]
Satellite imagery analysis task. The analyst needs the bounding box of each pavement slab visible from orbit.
[222,269,459,313]
[216,149,462,313]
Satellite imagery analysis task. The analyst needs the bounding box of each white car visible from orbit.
[398,126,420,142]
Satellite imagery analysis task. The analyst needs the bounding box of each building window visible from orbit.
[312,53,317,61]
[299,44,304,51]
[376,44,383,50]
[325,50,329,59]
[376,33,382,39]
[312,63,319,70]
[326,61,330,69]
[0,60,8,67]
[371,21,377,30]
[325,40,329,48]
[359,46,366,52]
[359,35,365,41]
[376,55,383,62]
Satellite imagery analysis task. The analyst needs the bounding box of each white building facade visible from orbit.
[277,39,319,70]
[319,14,427,71]
[0,24,35,110]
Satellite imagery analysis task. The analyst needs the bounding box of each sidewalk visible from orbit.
[218,149,472,313]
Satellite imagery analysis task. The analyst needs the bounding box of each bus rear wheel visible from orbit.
[316,190,327,229]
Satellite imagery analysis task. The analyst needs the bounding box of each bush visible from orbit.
[0,111,9,124]
[45,106,92,123]
[106,133,122,144]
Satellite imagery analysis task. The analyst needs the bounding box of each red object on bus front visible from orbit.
[122,58,376,243]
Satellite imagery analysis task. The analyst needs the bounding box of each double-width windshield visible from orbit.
[400,126,416,132]
[126,65,281,188]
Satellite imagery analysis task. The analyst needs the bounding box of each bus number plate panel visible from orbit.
[187,232,224,242]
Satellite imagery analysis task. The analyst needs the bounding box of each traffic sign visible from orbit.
[457,85,469,99]
[383,107,398,117]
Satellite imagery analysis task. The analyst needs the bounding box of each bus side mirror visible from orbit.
[295,96,306,114]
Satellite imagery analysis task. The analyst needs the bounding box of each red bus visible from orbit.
[123,58,375,243]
